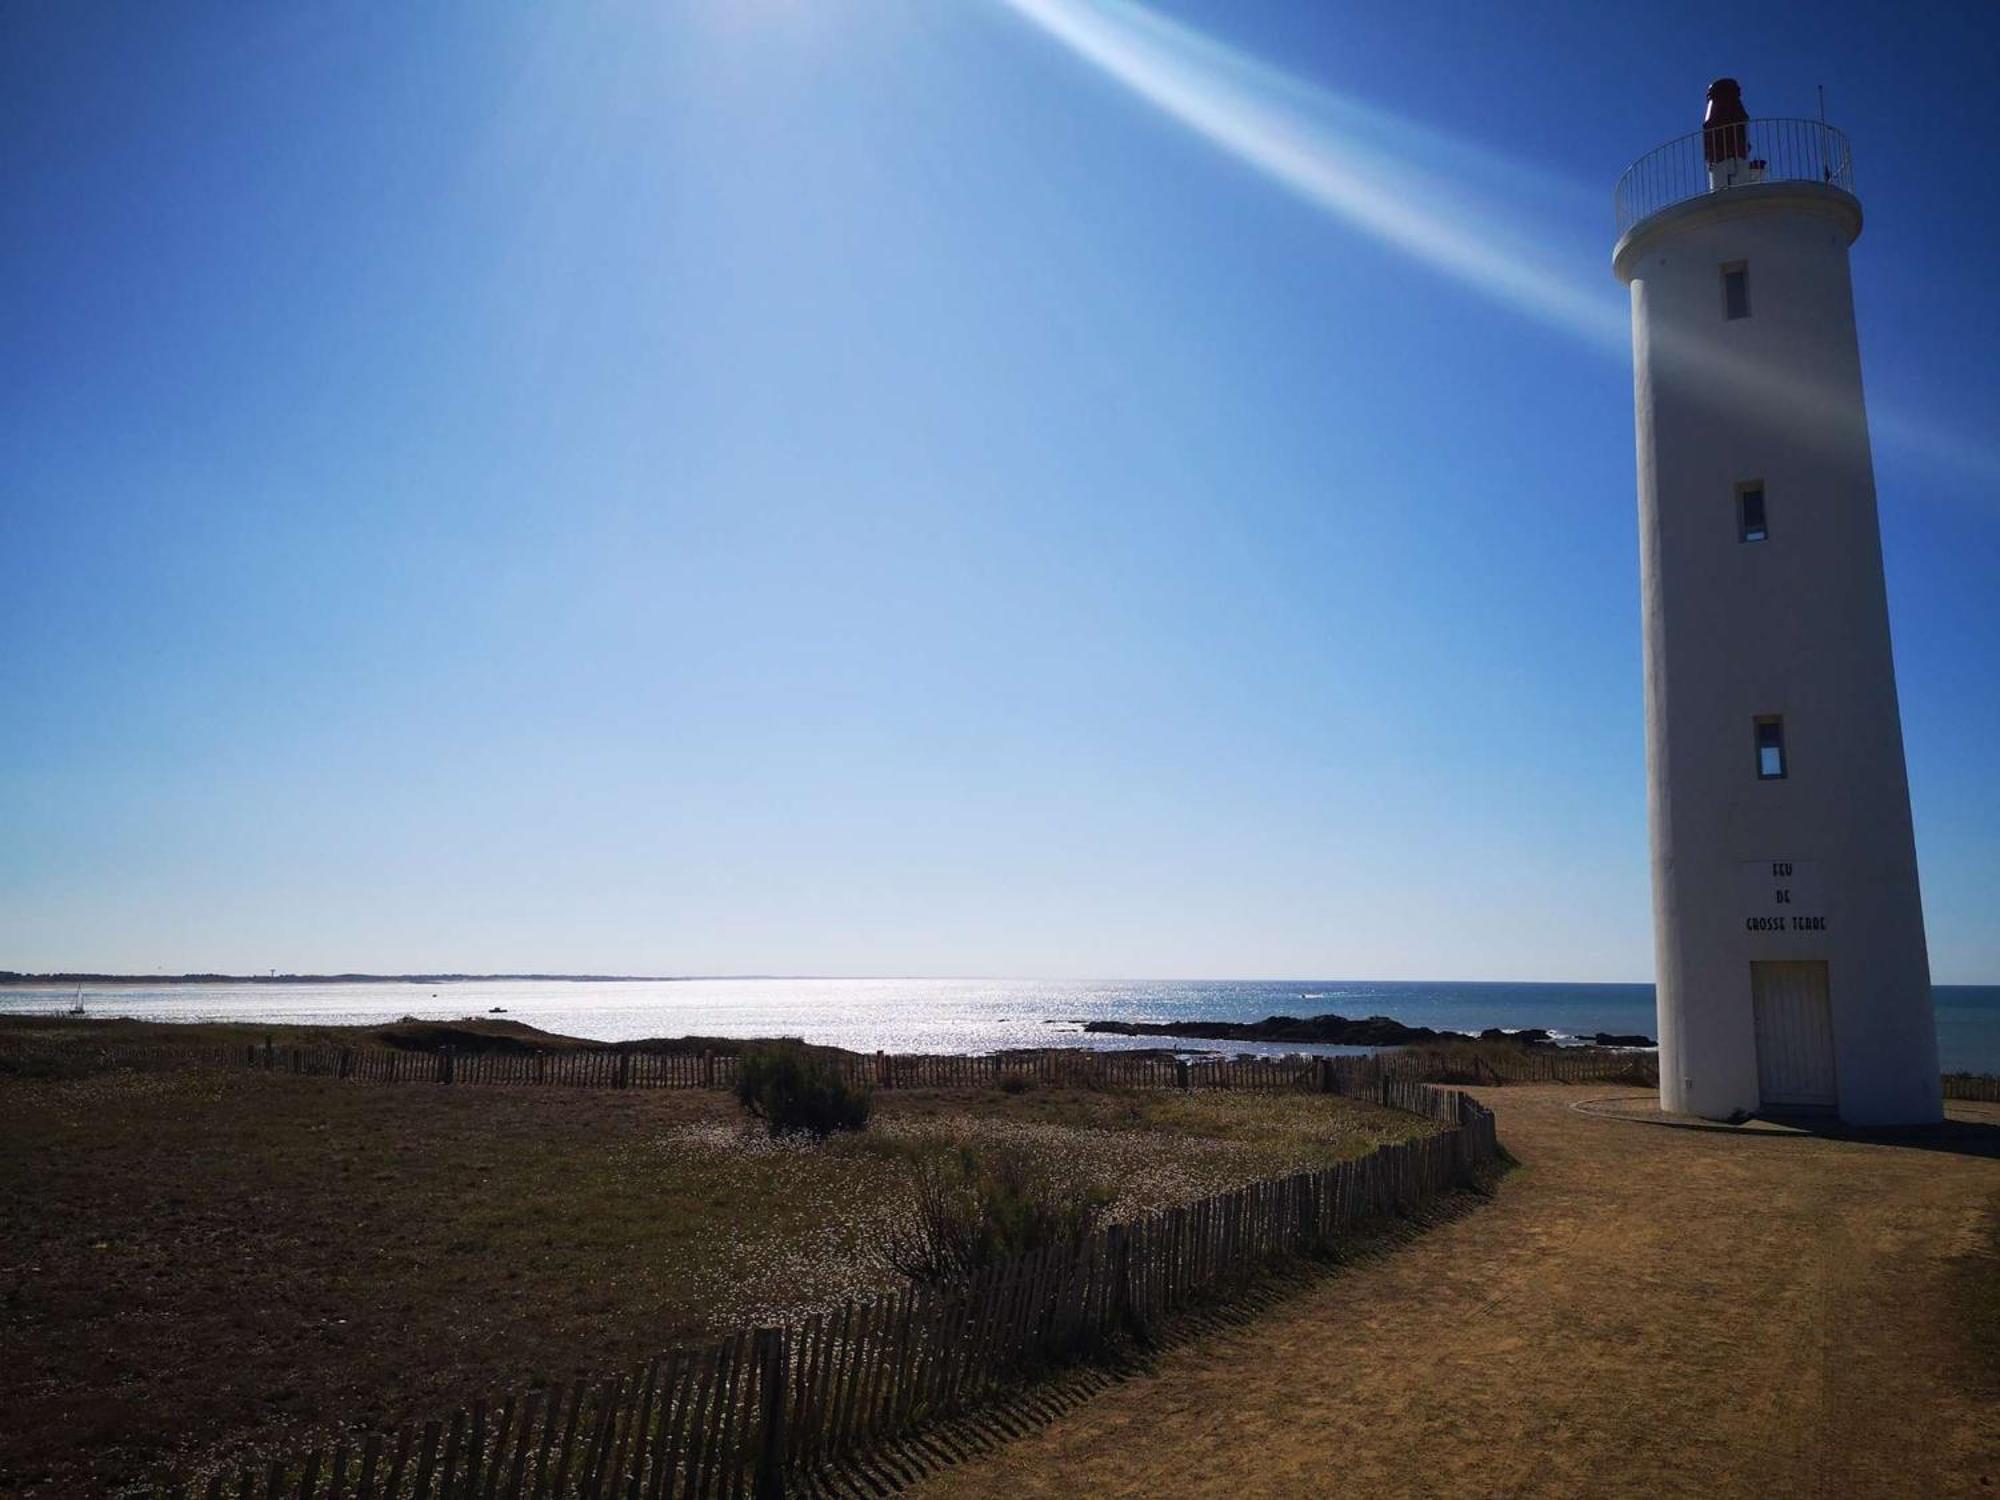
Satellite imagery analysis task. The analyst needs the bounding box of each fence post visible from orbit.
[753,1327,788,1500]
[439,1048,454,1086]
[616,1051,630,1090]
[1111,1224,1136,1335]
[339,1047,353,1080]
[1175,1059,1190,1092]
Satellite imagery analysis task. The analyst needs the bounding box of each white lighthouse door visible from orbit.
[1750,961,1838,1112]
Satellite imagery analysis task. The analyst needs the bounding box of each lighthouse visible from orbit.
[1613,84,1941,1126]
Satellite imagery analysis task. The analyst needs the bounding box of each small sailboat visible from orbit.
[66,986,86,1016]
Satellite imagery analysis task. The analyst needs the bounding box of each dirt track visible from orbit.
[915,1085,2000,1500]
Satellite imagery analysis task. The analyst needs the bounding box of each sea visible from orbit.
[4,977,1998,1074]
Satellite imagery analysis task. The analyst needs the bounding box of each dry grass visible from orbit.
[0,1065,1427,1496]
[1954,1188,2000,1394]
[0,1012,724,1055]
[913,1088,2000,1500]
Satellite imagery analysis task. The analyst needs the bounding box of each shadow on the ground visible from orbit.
[799,1180,1507,1498]
[1780,1115,2000,1161]
[1571,1093,2000,1161]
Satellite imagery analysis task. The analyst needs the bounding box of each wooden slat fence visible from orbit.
[218,1041,1656,1093]
[24,1032,1993,1108]
[146,1073,1498,1499]
[0,1037,1532,1103]
[1943,1072,2000,1103]
[0,1036,243,1075]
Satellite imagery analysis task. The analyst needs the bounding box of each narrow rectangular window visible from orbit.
[1738,481,1768,542]
[1723,262,1750,320]
[1755,716,1787,780]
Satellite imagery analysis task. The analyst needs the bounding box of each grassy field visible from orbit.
[911,1087,2000,1500]
[0,1011,727,1056]
[0,1059,1433,1497]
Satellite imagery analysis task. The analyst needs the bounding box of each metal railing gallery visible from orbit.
[1614,117,1855,235]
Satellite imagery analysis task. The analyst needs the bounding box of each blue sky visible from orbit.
[2,1,1995,981]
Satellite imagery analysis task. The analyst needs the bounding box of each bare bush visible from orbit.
[733,1043,873,1138]
[878,1146,1111,1283]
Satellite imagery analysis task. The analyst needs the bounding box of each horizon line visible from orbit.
[8,970,1996,988]
[3,969,1669,986]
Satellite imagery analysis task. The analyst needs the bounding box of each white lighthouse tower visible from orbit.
[1613,83,1941,1126]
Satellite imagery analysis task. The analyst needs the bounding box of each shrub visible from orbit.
[879,1146,1111,1284]
[996,1071,1035,1095]
[733,1044,872,1138]
[0,1048,95,1080]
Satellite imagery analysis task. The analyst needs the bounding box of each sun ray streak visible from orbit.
[999,0,1999,486]
[998,0,1628,350]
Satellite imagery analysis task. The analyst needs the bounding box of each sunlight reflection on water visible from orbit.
[6,977,1994,1067]
[13,976,1651,1054]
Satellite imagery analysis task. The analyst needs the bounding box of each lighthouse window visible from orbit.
[1755,717,1787,780]
[1738,482,1768,542]
[1723,262,1751,320]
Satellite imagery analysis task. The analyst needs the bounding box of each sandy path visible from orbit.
[913,1086,2000,1500]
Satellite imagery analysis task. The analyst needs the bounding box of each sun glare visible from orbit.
[998,0,1998,485]
[997,0,1629,351]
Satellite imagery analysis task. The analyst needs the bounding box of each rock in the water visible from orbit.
[1082,1013,1447,1045]
[1080,1014,1651,1050]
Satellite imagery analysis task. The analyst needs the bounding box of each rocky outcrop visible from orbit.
[1082,1013,1449,1045]
[1081,1015,1656,1049]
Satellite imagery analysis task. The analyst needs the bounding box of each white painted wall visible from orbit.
[1615,179,1941,1126]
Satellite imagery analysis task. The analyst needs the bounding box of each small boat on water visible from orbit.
[489,1006,509,1014]
[65,987,86,1016]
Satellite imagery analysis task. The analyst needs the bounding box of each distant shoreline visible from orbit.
[1,973,745,986]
